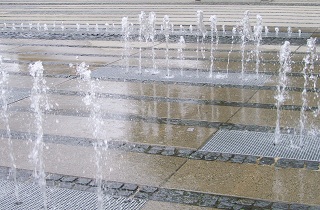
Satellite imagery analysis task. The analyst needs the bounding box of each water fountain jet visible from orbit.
[29,61,52,210]
[274,41,291,145]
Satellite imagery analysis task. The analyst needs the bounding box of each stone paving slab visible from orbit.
[248,89,320,107]
[0,139,186,187]
[163,160,320,205]
[142,200,218,210]
[55,79,257,102]
[1,109,216,149]
[2,166,318,210]
[228,107,320,129]
[1,1,320,209]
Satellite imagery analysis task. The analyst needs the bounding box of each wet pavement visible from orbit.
[0,0,320,209]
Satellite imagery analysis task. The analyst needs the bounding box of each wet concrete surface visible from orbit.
[0,1,320,209]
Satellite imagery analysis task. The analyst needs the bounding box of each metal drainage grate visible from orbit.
[92,67,271,86]
[0,180,146,210]
[200,130,320,161]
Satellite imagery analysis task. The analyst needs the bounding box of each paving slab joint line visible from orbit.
[0,168,319,210]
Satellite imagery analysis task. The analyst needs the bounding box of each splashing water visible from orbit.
[121,17,131,73]
[76,62,106,210]
[274,41,291,145]
[264,26,269,36]
[196,10,207,77]
[209,15,218,78]
[298,29,301,37]
[61,22,64,31]
[0,56,19,202]
[177,36,185,76]
[86,23,90,31]
[299,37,318,147]
[148,12,158,74]
[238,11,254,77]
[163,15,173,78]
[226,27,236,75]
[287,26,292,37]
[95,24,99,32]
[275,27,279,36]
[105,23,109,32]
[180,25,184,33]
[138,11,147,74]
[29,61,52,210]
[222,24,226,36]
[254,15,263,75]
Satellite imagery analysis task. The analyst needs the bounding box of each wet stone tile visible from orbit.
[86,186,98,193]
[217,201,235,209]
[58,182,74,189]
[309,206,320,210]
[140,185,158,194]
[60,175,77,182]
[305,161,319,170]
[147,146,164,154]
[103,181,123,189]
[259,157,275,165]
[276,158,305,168]
[107,141,125,150]
[88,181,97,187]
[103,188,118,196]
[16,175,31,182]
[204,152,220,161]
[254,200,272,208]
[46,173,63,181]
[134,191,149,199]
[182,191,200,205]
[189,151,207,160]
[116,189,135,197]
[198,194,219,207]
[75,177,92,185]
[121,183,138,191]
[150,188,171,201]
[290,204,311,210]
[216,153,233,162]
[231,154,246,163]
[129,144,150,153]
[271,202,290,210]
[161,147,176,156]
[73,183,90,191]
[234,198,255,206]
[176,149,195,158]
[46,180,55,187]
[243,155,259,164]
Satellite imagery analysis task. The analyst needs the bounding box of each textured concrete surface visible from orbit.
[0,0,319,209]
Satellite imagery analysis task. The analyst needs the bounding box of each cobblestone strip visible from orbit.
[0,30,308,44]
[0,166,319,210]
[0,129,319,171]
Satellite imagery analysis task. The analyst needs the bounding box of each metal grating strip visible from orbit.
[0,180,146,210]
[92,67,272,86]
[200,130,320,161]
